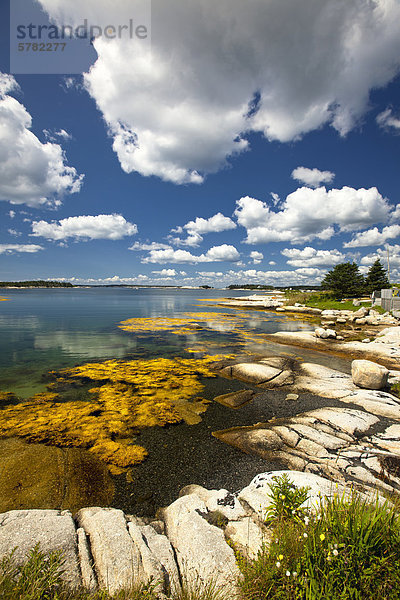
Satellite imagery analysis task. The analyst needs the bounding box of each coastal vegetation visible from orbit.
[321,259,390,300]
[0,281,73,288]
[2,479,400,600]
[239,475,400,600]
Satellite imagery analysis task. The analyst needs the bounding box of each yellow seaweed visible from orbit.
[0,354,228,471]
[118,311,253,337]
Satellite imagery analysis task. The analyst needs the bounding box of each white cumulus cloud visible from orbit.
[38,0,400,184]
[0,73,83,208]
[235,186,391,245]
[0,244,44,254]
[282,246,346,267]
[151,269,177,277]
[291,166,335,188]
[360,244,400,267]
[129,241,171,252]
[344,225,400,247]
[31,214,138,241]
[43,128,73,142]
[376,107,400,131]
[250,251,263,264]
[142,244,240,264]
[171,213,237,247]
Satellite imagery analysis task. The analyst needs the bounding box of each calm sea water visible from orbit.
[0,288,352,514]
[0,287,314,397]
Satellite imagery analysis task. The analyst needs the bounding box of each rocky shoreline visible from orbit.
[1,303,400,596]
[0,469,375,597]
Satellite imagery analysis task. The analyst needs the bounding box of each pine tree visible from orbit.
[321,262,365,299]
[364,259,390,294]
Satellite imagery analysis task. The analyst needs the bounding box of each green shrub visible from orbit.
[264,473,310,526]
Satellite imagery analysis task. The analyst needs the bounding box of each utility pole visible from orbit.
[387,246,390,284]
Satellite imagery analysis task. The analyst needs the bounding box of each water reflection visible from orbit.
[34,331,139,359]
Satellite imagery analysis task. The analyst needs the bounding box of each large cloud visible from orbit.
[142,244,240,264]
[235,186,391,244]
[38,0,400,183]
[0,73,83,208]
[31,214,137,241]
[282,246,346,267]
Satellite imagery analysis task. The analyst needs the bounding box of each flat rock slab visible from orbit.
[214,389,255,409]
[299,407,379,437]
[231,363,282,384]
[265,331,400,369]
[258,370,294,388]
[0,509,81,587]
[76,507,142,595]
[163,494,241,597]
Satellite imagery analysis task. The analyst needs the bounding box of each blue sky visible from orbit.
[1,0,400,287]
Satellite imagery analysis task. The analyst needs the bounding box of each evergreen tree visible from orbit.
[321,262,365,299]
[364,259,390,294]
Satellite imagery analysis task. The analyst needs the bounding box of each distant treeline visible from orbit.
[228,284,323,291]
[0,281,73,288]
[228,284,275,290]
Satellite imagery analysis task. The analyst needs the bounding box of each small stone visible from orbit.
[353,300,361,307]
[362,338,370,343]
[285,393,299,401]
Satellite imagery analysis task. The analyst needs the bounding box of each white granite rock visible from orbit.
[0,509,81,588]
[239,471,347,518]
[375,327,400,345]
[77,527,97,591]
[352,360,389,390]
[127,522,167,593]
[179,485,246,520]
[231,363,282,384]
[225,517,268,560]
[298,407,378,437]
[139,525,181,596]
[163,495,241,597]
[76,507,142,595]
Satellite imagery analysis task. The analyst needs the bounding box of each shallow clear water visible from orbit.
[0,288,314,397]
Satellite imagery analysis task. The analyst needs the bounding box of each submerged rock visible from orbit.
[0,438,114,514]
[213,389,255,409]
